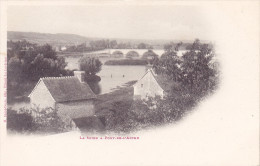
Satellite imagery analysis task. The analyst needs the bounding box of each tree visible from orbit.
[137,43,147,49]
[153,48,182,82]
[186,39,200,50]
[164,42,183,52]
[79,56,102,75]
[181,39,217,96]
[154,39,218,97]
[109,40,118,49]
[163,42,174,52]
[7,42,68,81]
[7,41,70,100]
[7,57,23,83]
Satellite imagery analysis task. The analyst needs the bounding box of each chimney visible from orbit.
[74,71,85,83]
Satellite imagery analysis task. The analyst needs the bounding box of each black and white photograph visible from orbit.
[6,5,220,135]
[0,1,259,166]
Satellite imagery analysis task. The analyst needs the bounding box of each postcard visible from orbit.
[0,0,259,166]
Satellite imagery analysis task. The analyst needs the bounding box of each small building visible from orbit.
[133,69,174,100]
[28,71,96,119]
[61,46,67,51]
[54,46,61,52]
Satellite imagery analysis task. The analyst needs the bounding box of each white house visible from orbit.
[133,69,173,100]
[28,71,96,119]
[61,46,67,51]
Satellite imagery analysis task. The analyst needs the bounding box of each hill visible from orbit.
[7,31,96,46]
[7,31,208,48]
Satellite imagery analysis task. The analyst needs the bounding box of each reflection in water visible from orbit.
[87,81,101,95]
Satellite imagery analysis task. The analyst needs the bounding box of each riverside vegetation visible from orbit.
[7,39,219,134]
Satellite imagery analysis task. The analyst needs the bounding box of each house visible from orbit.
[133,68,175,100]
[54,46,61,52]
[28,71,96,119]
[61,46,67,51]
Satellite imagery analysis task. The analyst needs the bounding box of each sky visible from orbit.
[7,5,212,40]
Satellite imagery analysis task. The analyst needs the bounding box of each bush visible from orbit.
[79,56,102,75]
[104,101,137,133]
[7,107,76,134]
[7,109,35,133]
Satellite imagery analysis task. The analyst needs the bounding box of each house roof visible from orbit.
[134,68,179,92]
[30,76,96,102]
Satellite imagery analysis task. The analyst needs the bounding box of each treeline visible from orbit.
[65,40,154,52]
[7,40,72,101]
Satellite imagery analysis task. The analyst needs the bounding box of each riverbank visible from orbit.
[95,80,136,115]
[104,59,148,65]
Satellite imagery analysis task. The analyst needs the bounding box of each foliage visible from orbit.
[109,40,118,48]
[79,56,102,75]
[7,107,76,134]
[7,40,71,100]
[105,59,148,65]
[7,109,34,132]
[103,39,219,133]
[153,49,183,82]
[154,39,218,96]
[126,51,139,58]
[164,42,189,51]
[66,40,110,52]
[65,40,154,52]
[181,39,218,96]
[137,43,153,49]
[102,94,191,133]
[116,42,132,49]
[104,101,136,133]
[7,40,69,81]
[139,39,220,128]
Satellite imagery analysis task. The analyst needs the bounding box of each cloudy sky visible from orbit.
[7,5,212,40]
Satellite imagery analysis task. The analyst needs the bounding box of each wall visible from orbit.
[134,71,164,100]
[56,100,95,119]
[30,80,55,108]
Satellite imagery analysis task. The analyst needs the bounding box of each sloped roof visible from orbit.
[134,69,179,92]
[33,76,96,102]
